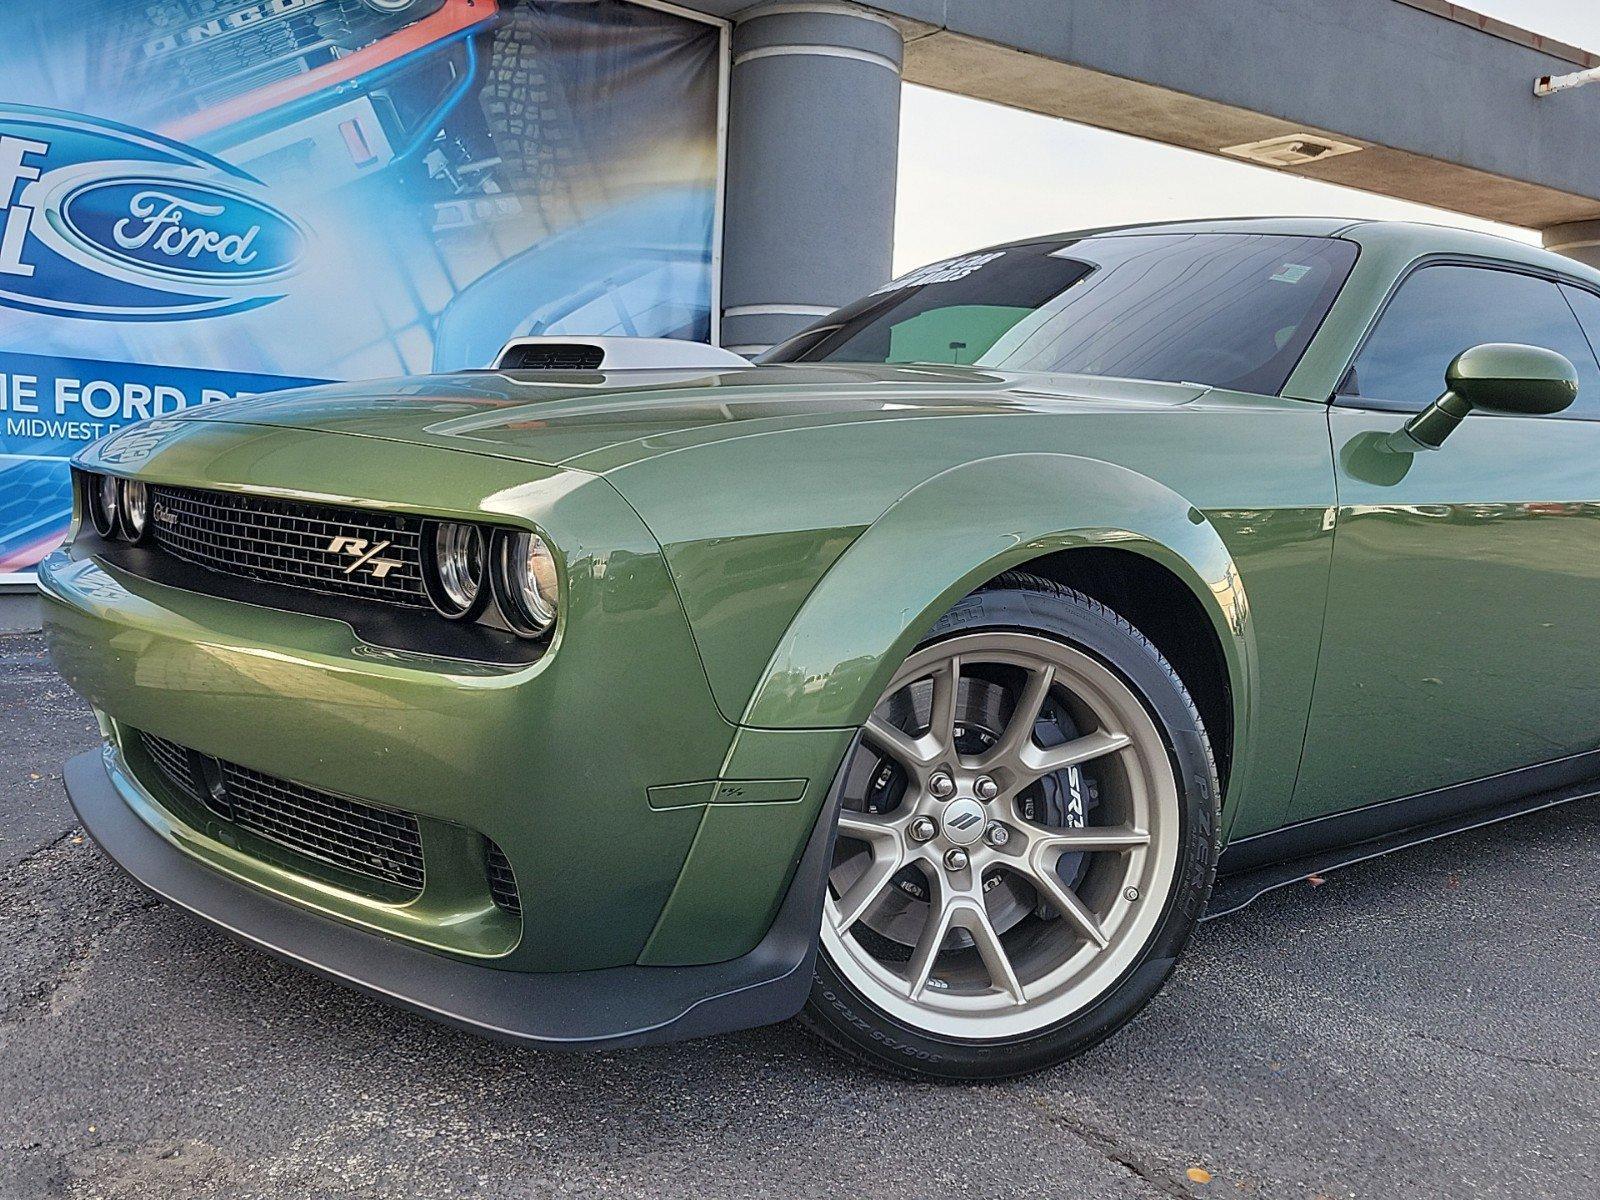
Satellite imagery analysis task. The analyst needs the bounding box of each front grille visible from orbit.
[138,731,425,898]
[220,762,426,893]
[484,840,521,915]
[141,732,201,803]
[149,485,429,608]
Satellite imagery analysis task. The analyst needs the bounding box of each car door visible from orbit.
[1291,261,1600,822]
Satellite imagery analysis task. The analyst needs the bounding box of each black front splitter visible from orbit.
[64,749,834,1051]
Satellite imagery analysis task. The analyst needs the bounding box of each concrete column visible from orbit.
[1543,221,1600,272]
[719,2,904,356]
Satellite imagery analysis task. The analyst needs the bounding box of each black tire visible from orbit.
[799,572,1220,1081]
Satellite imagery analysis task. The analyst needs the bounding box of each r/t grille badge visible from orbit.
[326,535,403,579]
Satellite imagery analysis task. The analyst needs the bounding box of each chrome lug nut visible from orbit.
[984,821,1010,848]
[929,771,956,798]
[974,775,999,801]
[944,848,969,871]
[1124,885,1141,902]
[909,816,938,843]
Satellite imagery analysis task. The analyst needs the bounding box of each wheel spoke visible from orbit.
[863,655,964,772]
[1025,863,1109,949]
[977,664,1054,769]
[959,903,1027,1003]
[862,713,929,770]
[1017,729,1132,782]
[1029,823,1150,854]
[904,874,954,999]
[926,655,960,756]
[832,846,905,930]
[835,809,900,845]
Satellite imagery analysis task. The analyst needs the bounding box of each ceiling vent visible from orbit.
[1220,133,1363,168]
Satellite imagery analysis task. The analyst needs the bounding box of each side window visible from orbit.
[1340,265,1600,415]
[1558,285,1600,419]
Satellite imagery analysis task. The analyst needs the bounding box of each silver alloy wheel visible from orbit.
[820,631,1181,1040]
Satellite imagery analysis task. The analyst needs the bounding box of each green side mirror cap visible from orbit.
[1446,342,1579,416]
[1399,343,1579,450]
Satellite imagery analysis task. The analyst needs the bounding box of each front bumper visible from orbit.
[43,421,855,977]
[66,747,839,1049]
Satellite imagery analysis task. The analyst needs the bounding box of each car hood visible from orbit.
[181,363,1211,471]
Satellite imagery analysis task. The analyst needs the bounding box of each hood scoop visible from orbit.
[492,336,752,372]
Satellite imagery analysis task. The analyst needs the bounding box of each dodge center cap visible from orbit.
[942,797,987,846]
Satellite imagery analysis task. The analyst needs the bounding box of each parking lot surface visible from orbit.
[3,629,1596,1199]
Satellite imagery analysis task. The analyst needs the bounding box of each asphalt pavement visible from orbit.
[2,626,1596,1199]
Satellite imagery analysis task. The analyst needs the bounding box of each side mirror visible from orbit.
[1397,343,1578,450]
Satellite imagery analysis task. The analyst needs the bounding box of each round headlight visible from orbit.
[421,521,488,620]
[120,479,150,542]
[88,474,120,539]
[492,530,559,636]
[359,0,421,10]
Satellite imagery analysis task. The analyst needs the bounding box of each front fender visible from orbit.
[742,452,1255,755]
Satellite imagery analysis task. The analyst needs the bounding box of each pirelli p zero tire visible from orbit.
[801,573,1220,1080]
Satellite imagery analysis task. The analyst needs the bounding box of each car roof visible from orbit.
[988,217,1600,290]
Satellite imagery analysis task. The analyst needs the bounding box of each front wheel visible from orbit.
[801,575,1220,1080]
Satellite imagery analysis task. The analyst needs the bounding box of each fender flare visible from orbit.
[741,453,1257,782]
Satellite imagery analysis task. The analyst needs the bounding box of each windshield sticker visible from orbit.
[872,251,1006,294]
[1270,263,1312,284]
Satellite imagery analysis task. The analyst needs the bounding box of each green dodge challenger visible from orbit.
[41,219,1600,1079]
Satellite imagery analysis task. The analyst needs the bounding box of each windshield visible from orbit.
[760,231,1358,395]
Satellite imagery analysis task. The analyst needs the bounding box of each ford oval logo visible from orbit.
[0,105,312,320]
[58,177,304,284]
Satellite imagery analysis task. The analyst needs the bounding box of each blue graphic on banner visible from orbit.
[0,351,323,568]
[0,107,310,322]
[0,0,722,576]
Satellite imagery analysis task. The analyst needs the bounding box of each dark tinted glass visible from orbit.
[1558,284,1600,418]
[1342,265,1600,413]
[761,233,1358,395]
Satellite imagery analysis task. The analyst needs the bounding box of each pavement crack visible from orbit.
[5,826,78,872]
[1037,1102,1193,1198]
[1408,1029,1597,1082]
[0,833,161,1034]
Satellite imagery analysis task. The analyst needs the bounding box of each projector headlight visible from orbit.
[88,474,120,540]
[492,530,559,637]
[119,479,150,543]
[421,520,489,620]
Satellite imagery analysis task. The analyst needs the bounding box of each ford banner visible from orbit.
[0,0,723,580]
